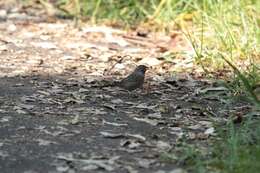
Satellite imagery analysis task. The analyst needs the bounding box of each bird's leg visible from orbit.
[142,81,150,95]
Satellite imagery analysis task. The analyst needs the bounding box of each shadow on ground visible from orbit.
[0,73,232,173]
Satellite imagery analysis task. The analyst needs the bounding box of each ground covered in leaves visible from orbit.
[0,3,252,173]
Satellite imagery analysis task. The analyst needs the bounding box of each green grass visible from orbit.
[210,118,260,173]
[159,117,260,173]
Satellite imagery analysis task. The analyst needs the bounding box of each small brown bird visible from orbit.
[117,65,148,91]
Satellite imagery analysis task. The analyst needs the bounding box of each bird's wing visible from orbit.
[119,72,144,90]
[121,72,143,84]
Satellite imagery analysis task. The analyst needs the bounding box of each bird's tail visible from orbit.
[99,80,121,88]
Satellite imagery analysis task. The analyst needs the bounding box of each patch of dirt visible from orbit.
[0,75,227,173]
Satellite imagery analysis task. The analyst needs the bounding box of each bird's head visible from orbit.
[135,65,148,74]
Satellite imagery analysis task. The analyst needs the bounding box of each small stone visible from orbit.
[0,10,7,21]
[7,23,16,32]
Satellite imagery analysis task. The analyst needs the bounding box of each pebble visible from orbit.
[0,10,7,21]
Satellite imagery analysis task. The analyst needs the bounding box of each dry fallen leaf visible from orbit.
[100,131,124,138]
[204,127,215,135]
[103,120,128,127]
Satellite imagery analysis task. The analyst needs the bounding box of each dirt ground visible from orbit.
[0,2,252,173]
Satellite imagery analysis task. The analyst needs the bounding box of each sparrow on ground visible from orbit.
[117,65,148,91]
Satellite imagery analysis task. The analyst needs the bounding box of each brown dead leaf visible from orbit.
[100,132,124,138]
